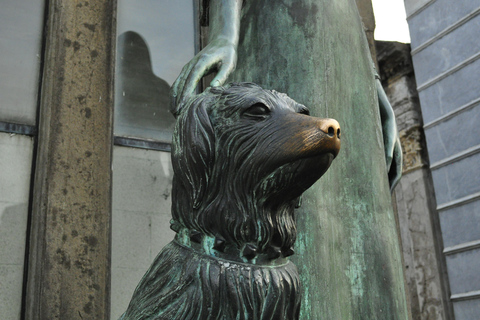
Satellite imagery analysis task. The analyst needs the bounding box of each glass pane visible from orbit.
[0,0,45,125]
[0,133,34,318]
[115,0,196,142]
[111,146,174,318]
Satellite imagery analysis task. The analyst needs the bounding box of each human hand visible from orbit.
[170,38,237,116]
[170,0,242,115]
[388,136,402,191]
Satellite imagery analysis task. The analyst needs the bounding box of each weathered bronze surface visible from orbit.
[123,0,409,318]
[120,83,340,319]
[171,0,401,190]
[229,1,409,319]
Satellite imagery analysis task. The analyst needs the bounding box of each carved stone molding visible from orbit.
[399,125,428,174]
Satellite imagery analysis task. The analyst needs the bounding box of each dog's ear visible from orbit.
[172,93,216,209]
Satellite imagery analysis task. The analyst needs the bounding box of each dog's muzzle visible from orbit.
[316,118,341,158]
[276,114,341,162]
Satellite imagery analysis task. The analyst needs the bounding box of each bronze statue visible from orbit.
[120,83,340,319]
[122,0,409,318]
[170,0,408,318]
[171,0,401,188]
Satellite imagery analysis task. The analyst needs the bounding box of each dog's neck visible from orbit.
[171,189,299,258]
[171,225,294,266]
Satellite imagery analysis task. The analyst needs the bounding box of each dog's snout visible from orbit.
[319,118,341,139]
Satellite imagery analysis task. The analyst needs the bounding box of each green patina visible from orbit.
[229,0,409,318]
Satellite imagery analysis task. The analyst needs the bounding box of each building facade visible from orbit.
[377,40,452,320]
[402,0,480,319]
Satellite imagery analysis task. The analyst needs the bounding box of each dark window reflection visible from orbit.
[115,31,175,142]
[114,1,196,143]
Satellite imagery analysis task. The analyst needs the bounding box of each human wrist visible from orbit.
[208,0,242,46]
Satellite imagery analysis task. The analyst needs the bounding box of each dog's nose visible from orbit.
[319,118,341,139]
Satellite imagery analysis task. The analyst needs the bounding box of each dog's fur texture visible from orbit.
[121,83,340,320]
[120,241,301,320]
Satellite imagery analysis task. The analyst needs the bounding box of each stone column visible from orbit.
[25,0,116,319]
[376,40,453,320]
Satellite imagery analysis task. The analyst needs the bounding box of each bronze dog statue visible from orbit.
[121,83,340,319]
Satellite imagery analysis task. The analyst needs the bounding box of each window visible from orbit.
[0,0,45,130]
[0,1,45,317]
[114,0,199,149]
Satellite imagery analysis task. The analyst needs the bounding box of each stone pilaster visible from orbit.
[25,0,116,319]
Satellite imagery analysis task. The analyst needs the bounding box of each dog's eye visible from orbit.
[244,103,271,119]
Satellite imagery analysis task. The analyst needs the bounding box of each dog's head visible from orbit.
[171,83,340,257]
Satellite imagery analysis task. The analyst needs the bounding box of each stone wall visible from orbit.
[377,40,452,320]
[403,1,480,317]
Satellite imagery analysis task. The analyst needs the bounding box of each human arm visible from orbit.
[170,0,243,115]
[376,78,403,191]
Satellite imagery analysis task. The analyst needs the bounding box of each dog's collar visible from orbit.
[172,227,292,266]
